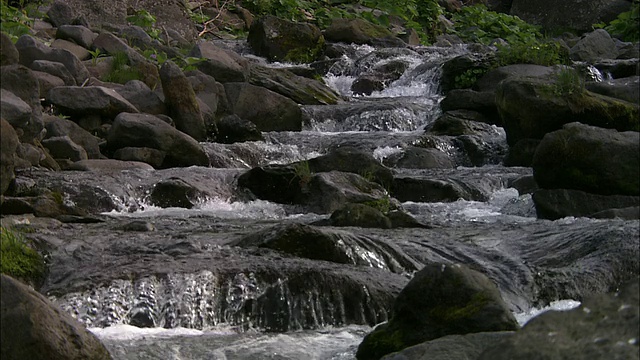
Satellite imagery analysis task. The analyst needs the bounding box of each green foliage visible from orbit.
[551,67,585,97]
[103,51,143,84]
[293,160,313,188]
[454,68,488,89]
[0,1,33,42]
[450,4,541,45]
[126,9,161,40]
[595,0,639,42]
[363,196,392,214]
[88,48,107,66]
[1,226,45,286]
[496,40,568,67]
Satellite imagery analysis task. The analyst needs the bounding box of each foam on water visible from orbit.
[514,300,582,326]
[89,325,206,341]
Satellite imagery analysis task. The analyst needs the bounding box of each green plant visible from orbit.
[126,9,161,40]
[594,0,639,42]
[293,160,313,188]
[551,67,585,97]
[103,51,143,84]
[454,68,488,89]
[88,48,107,66]
[1,226,46,286]
[496,39,568,67]
[0,1,33,42]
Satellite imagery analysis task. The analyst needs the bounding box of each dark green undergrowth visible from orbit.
[1,225,46,286]
[594,0,639,42]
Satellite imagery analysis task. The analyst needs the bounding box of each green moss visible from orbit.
[103,51,143,84]
[357,325,406,360]
[428,292,490,322]
[284,36,325,64]
[363,197,392,214]
[1,226,46,287]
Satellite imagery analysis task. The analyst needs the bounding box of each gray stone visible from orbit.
[47,86,139,118]
[67,159,154,172]
[0,64,44,142]
[0,119,19,195]
[381,332,514,360]
[16,34,90,85]
[51,38,90,61]
[32,70,65,98]
[30,59,76,86]
[248,15,324,63]
[46,0,76,27]
[189,41,249,83]
[586,76,639,104]
[113,147,165,168]
[570,29,619,62]
[0,32,19,66]
[0,89,32,129]
[532,189,639,220]
[56,25,97,49]
[114,80,166,115]
[42,135,88,162]
[44,115,103,159]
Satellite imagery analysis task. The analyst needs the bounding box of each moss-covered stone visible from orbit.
[0,226,46,288]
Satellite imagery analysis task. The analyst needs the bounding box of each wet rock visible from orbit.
[594,58,640,79]
[532,189,639,220]
[67,159,154,172]
[510,0,630,34]
[476,64,555,92]
[224,82,302,131]
[441,53,495,93]
[305,171,391,214]
[590,206,640,220]
[480,278,639,360]
[427,111,498,136]
[504,138,540,167]
[149,178,205,209]
[56,25,97,49]
[234,223,417,273]
[456,133,508,167]
[51,38,90,61]
[507,175,538,195]
[16,34,90,85]
[46,0,76,27]
[1,191,78,218]
[1,274,112,360]
[381,331,514,360]
[351,75,385,96]
[496,76,639,146]
[0,32,19,66]
[47,86,139,118]
[113,147,165,168]
[44,115,103,159]
[186,70,225,116]
[307,146,394,187]
[570,29,619,62]
[0,119,19,195]
[532,123,639,196]
[0,89,32,130]
[248,15,324,63]
[248,64,340,105]
[586,76,639,104]
[439,90,500,125]
[323,18,405,47]
[160,60,207,141]
[120,220,155,232]
[329,203,393,229]
[110,80,165,115]
[383,147,454,169]
[356,263,518,360]
[30,59,76,86]
[392,177,476,203]
[41,135,88,162]
[106,112,209,168]
[386,210,432,229]
[93,32,146,65]
[189,41,249,83]
[0,64,44,142]
[216,114,263,144]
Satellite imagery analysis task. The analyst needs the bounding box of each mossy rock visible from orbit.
[248,15,325,64]
[0,226,46,289]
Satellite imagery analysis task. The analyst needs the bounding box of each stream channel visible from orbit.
[12,42,639,359]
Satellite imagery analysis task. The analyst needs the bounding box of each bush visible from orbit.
[1,226,46,286]
[595,0,639,42]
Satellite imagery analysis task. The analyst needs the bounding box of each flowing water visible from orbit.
[18,42,637,359]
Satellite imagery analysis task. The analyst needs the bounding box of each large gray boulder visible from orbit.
[0,64,44,142]
[0,89,32,130]
[356,263,518,360]
[106,112,209,168]
[0,119,19,195]
[56,25,97,49]
[586,76,640,104]
[532,188,639,220]
[1,274,112,360]
[160,61,208,141]
[30,59,76,86]
[47,86,139,118]
[15,34,89,85]
[1,32,19,66]
[189,41,249,83]
[224,82,302,131]
[381,332,514,360]
[323,18,405,47]
[570,29,619,62]
[479,278,639,360]
[510,0,631,34]
[248,64,340,105]
[113,80,166,115]
[248,15,325,63]
[532,122,639,196]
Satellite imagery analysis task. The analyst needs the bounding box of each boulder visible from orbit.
[0,119,19,195]
[41,135,88,162]
[427,111,499,136]
[381,332,514,360]
[323,18,406,47]
[47,86,139,118]
[30,59,76,86]
[149,178,206,208]
[0,89,32,130]
[248,64,340,105]
[185,70,225,115]
[248,15,325,63]
[112,147,165,168]
[0,65,44,142]
[233,223,417,272]
[189,41,249,83]
[56,25,97,49]
[532,188,639,220]
[46,0,76,27]
[440,52,495,93]
[510,0,631,34]
[305,171,391,214]
[33,71,66,98]
[106,112,209,168]
[160,60,207,141]
[586,76,639,104]
[15,35,90,85]
[1,32,19,66]
[479,278,639,360]
[113,80,166,115]
[392,177,478,203]
[216,114,263,144]
[1,274,112,360]
[224,82,302,131]
[306,146,394,187]
[496,76,639,146]
[475,64,555,92]
[594,58,640,79]
[504,138,540,167]
[439,89,500,124]
[590,206,640,220]
[356,263,518,360]
[383,147,454,169]
[0,193,75,218]
[570,29,619,62]
[67,159,154,172]
[51,38,90,61]
[532,123,639,196]
[92,32,146,65]
[329,203,393,229]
